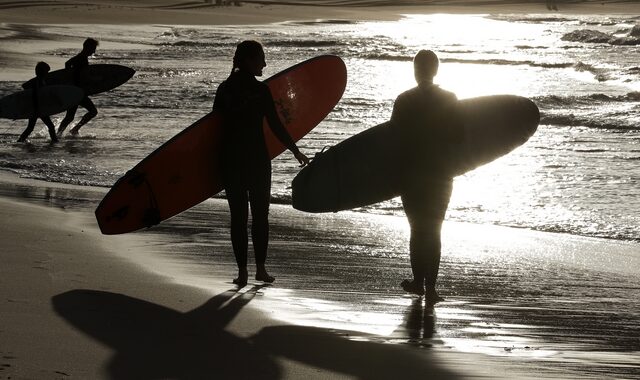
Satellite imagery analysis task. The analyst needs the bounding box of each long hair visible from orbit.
[231,40,263,74]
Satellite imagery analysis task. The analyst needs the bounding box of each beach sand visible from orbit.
[0,171,545,379]
[1,1,640,378]
[1,171,639,379]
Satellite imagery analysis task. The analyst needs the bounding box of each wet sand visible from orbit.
[0,171,638,379]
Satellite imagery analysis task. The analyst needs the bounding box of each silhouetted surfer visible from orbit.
[18,62,58,143]
[213,40,309,287]
[391,50,461,304]
[57,38,99,137]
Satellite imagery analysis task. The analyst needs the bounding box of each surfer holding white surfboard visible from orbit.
[213,40,310,287]
[17,62,59,143]
[390,50,461,303]
[56,38,100,137]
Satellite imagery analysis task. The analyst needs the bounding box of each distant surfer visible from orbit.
[213,40,310,287]
[57,38,99,137]
[391,50,461,303]
[18,62,59,144]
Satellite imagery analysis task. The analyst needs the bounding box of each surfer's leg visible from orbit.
[70,97,97,135]
[420,223,445,304]
[41,116,58,143]
[401,191,426,296]
[57,105,78,136]
[421,179,452,304]
[18,118,37,142]
[401,178,452,300]
[226,186,249,286]
[250,166,274,283]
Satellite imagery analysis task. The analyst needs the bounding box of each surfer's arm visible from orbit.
[32,86,39,114]
[31,79,43,114]
[263,87,299,155]
[390,94,411,128]
[442,94,463,143]
[263,88,309,166]
[212,85,223,112]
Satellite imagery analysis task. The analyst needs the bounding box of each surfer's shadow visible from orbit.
[52,289,456,379]
[397,298,437,346]
[52,286,279,379]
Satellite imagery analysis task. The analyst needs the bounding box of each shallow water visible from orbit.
[1,14,639,242]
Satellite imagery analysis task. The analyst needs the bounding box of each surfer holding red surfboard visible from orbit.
[213,40,310,287]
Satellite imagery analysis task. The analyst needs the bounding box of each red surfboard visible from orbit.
[96,55,347,235]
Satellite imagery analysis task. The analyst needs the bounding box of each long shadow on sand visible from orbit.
[52,287,279,379]
[53,289,460,379]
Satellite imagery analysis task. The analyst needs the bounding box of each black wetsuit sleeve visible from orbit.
[32,79,40,113]
[263,85,299,154]
[212,82,224,111]
[65,56,74,69]
[442,92,463,144]
[389,93,415,148]
[65,54,87,84]
[390,93,413,129]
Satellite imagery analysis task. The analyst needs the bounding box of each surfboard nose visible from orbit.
[517,96,540,136]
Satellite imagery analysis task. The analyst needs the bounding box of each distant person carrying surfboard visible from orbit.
[213,40,310,287]
[57,38,99,137]
[391,50,462,303]
[18,62,59,143]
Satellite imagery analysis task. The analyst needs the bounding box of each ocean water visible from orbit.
[0,13,639,243]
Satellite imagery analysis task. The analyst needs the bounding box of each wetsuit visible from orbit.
[18,76,57,142]
[58,52,97,132]
[390,83,461,290]
[213,69,299,268]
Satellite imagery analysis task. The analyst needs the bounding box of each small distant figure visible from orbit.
[18,61,58,144]
[390,50,461,304]
[213,40,309,287]
[57,38,99,137]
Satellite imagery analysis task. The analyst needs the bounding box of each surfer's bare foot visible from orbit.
[69,128,80,135]
[255,265,275,283]
[233,276,247,287]
[401,279,425,296]
[233,268,248,287]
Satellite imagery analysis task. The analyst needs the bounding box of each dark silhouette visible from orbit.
[52,286,279,379]
[251,300,456,380]
[53,288,459,379]
[390,50,461,303]
[213,40,309,287]
[18,61,58,143]
[57,38,99,137]
[403,298,436,344]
